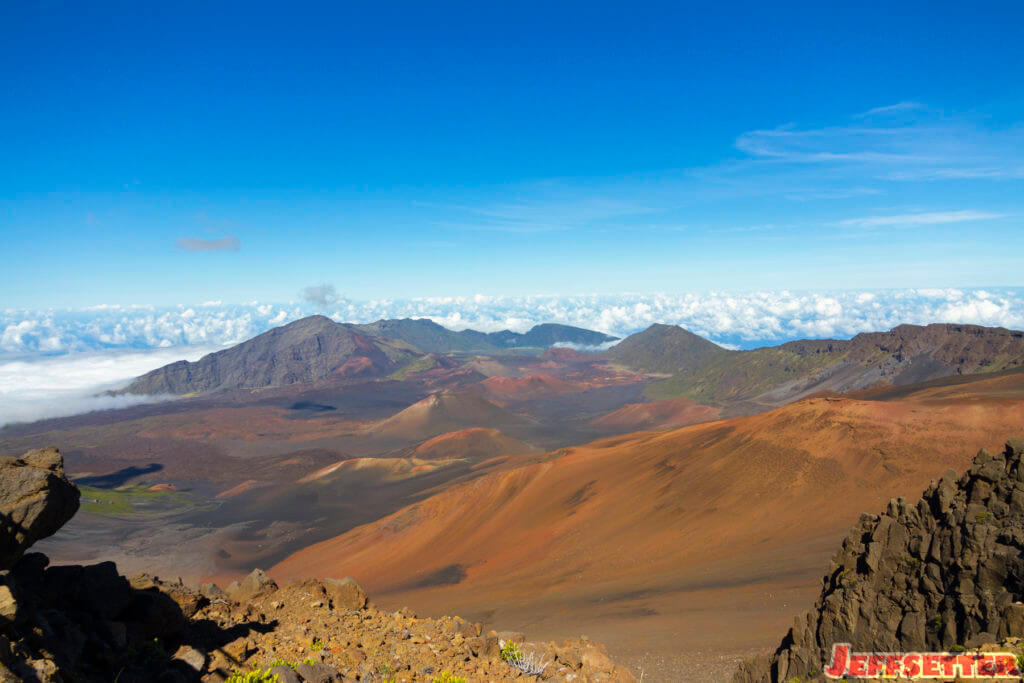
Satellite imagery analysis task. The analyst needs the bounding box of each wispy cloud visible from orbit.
[834,210,1007,229]
[301,284,340,307]
[732,107,1024,181]
[433,197,661,233]
[856,101,926,117]
[177,235,241,252]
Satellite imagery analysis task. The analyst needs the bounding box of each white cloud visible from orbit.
[0,345,221,428]
[3,289,1024,425]
[2,289,1024,363]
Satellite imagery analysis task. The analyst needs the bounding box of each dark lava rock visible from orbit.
[735,437,1024,682]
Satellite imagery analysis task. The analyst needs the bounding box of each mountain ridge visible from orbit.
[123,316,619,395]
[608,322,1024,405]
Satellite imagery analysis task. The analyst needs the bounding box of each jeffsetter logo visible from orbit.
[823,643,1022,679]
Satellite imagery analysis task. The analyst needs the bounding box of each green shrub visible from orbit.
[431,672,467,683]
[226,670,280,683]
[500,641,522,662]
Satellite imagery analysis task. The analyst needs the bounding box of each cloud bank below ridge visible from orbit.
[4,289,1023,358]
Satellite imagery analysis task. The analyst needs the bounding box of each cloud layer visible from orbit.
[3,289,1024,427]
[4,289,1023,356]
[0,345,219,428]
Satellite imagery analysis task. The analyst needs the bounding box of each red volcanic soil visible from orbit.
[589,396,720,432]
[477,373,583,402]
[542,348,587,362]
[273,390,1024,679]
[215,479,271,499]
[334,355,375,377]
[367,391,527,442]
[412,428,537,461]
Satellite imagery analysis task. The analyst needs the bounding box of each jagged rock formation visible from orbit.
[0,447,634,681]
[734,437,1024,682]
[0,447,79,569]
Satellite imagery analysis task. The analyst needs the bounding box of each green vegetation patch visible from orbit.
[78,484,213,517]
[386,355,439,380]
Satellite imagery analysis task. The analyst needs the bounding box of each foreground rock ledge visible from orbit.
[735,438,1024,682]
[0,447,634,681]
[0,446,79,569]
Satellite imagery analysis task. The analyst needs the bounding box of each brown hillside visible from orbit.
[412,428,538,461]
[272,382,1024,679]
[589,396,720,432]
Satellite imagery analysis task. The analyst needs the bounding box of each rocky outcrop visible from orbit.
[0,447,79,569]
[195,572,635,682]
[735,437,1024,682]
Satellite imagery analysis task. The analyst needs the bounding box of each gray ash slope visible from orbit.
[735,437,1024,682]
[123,315,421,395]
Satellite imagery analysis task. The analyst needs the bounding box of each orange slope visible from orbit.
[412,428,538,461]
[365,391,528,442]
[589,396,720,432]
[273,393,1024,608]
[477,373,584,402]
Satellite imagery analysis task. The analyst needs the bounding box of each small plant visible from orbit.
[226,670,280,683]
[500,640,547,676]
[431,672,467,683]
[929,614,944,632]
[977,511,994,524]
[310,636,326,651]
[125,636,167,668]
[500,640,522,662]
[950,644,966,653]
[266,659,296,670]
[507,650,548,676]
[899,554,922,572]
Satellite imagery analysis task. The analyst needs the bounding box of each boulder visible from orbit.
[228,568,278,603]
[296,662,341,682]
[324,577,367,611]
[0,448,80,569]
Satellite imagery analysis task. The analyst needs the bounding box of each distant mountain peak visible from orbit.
[604,323,727,373]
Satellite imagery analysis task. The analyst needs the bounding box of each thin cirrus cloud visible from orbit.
[730,104,1024,181]
[855,101,927,118]
[834,210,1007,229]
[176,235,241,252]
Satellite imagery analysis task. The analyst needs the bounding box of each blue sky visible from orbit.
[2,1,1023,309]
